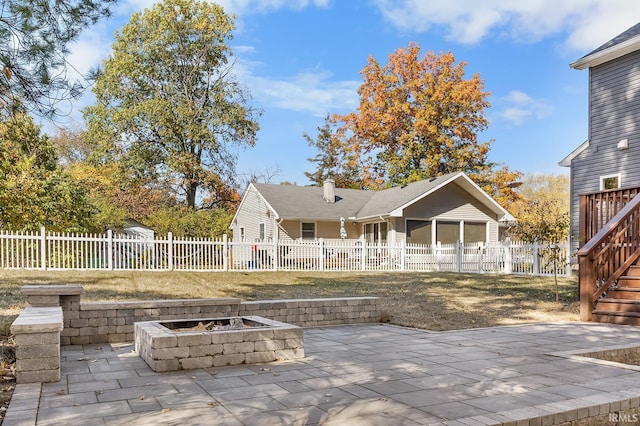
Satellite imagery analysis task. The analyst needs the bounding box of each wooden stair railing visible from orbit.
[580,186,640,246]
[577,193,640,321]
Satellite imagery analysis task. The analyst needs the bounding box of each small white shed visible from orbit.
[122,219,155,240]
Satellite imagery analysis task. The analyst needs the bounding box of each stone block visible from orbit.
[242,329,274,342]
[153,347,190,360]
[211,330,244,345]
[69,319,89,328]
[116,309,134,318]
[245,351,277,364]
[283,338,304,349]
[151,335,177,349]
[86,335,106,344]
[254,340,284,352]
[14,332,59,346]
[116,325,134,334]
[16,368,60,384]
[153,359,180,372]
[190,344,223,357]
[78,327,97,336]
[180,356,213,370]
[88,317,108,327]
[275,349,305,360]
[26,295,60,307]
[70,336,91,345]
[212,353,245,367]
[16,344,59,360]
[108,334,128,343]
[176,333,212,347]
[16,356,59,372]
[223,342,254,355]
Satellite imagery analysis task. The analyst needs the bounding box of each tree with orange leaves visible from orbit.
[307,43,521,203]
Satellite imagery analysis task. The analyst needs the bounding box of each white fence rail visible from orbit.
[0,228,571,276]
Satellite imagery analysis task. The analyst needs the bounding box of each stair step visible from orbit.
[626,266,640,277]
[606,289,640,299]
[617,276,640,288]
[592,311,640,326]
[594,298,640,312]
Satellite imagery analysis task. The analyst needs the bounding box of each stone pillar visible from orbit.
[10,306,63,383]
[20,285,83,345]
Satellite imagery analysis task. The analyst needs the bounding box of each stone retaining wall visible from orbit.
[19,286,382,345]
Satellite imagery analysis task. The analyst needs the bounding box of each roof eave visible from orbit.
[571,36,640,70]
[559,140,589,167]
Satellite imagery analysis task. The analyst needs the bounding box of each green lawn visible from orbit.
[0,269,579,335]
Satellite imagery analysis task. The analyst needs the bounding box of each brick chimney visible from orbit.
[323,178,336,203]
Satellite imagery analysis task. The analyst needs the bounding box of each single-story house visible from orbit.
[230,172,511,246]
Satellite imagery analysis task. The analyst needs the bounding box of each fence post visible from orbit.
[477,242,484,273]
[456,240,462,273]
[533,241,540,275]
[167,232,174,271]
[222,234,228,271]
[319,238,324,271]
[39,226,47,270]
[272,238,278,271]
[400,239,406,271]
[360,236,366,271]
[503,240,512,274]
[107,229,114,270]
[565,236,572,277]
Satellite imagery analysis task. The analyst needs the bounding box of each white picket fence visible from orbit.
[0,227,572,276]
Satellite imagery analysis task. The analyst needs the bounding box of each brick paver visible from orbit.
[6,322,640,425]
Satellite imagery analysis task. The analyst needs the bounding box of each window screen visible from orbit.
[436,222,459,245]
[407,220,431,244]
[464,222,485,244]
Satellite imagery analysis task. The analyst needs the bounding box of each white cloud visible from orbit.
[372,0,640,52]
[216,0,330,15]
[497,90,552,125]
[242,68,360,116]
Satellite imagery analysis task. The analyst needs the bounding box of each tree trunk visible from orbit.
[186,182,198,208]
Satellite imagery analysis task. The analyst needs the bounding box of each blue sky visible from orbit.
[60,0,640,186]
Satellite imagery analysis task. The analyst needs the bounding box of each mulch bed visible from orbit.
[0,337,15,423]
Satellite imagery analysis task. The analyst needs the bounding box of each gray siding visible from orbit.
[569,49,640,244]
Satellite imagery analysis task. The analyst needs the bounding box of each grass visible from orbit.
[0,269,579,335]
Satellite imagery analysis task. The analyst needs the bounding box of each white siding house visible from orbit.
[230,172,510,245]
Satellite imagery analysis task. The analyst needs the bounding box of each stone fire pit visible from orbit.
[135,316,304,372]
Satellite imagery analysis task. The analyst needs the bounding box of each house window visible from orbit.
[364,222,388,244]
[436,221,459,245]
[259,223,265,241]
[406,220,431,244]
[239,227,245,242]
[464,222,486,244]
[301,222,315,239]
[600,173,621,190]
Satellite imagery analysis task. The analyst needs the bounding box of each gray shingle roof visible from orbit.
[571,21,640,69]
[582,22,640,58]
[252,183,372,220]
[253,172,485,220]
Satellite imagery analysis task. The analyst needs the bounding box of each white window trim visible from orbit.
[259,222,265,241]
[600,173,621,190]
[239,227,245,242]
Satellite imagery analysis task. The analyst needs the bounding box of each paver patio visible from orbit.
[6,322,640,425]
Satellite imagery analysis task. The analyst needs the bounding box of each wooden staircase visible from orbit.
[592,264,640,325]
[578,188,640,325]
